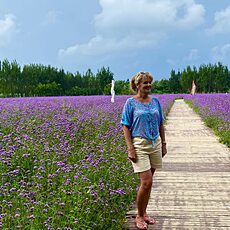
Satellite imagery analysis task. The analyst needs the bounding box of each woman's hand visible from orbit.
[162,143,167,157]
[128,148,137,163]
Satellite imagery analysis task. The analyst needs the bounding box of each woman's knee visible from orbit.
[141,179,152,190]
[139,170,153,189]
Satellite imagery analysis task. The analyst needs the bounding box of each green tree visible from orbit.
[1,59,11,96]
[96,67,114,94]
[10,60,21,96]
[35,82,61,96]
[114,80,129,95]
[169,70,182,93]
[152,79,170,94]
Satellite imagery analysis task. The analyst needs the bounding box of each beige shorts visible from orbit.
[131,136,162,173]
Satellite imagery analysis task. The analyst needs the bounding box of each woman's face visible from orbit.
[138,77,152,94]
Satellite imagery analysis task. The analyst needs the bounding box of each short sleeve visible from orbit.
[120,99,133,127]
[156,98,164,123]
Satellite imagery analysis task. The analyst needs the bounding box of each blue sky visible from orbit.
[0,0,230,81]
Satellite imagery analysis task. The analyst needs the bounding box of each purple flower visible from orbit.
[27,214,35,219]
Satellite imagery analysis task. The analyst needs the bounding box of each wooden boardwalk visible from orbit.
[125,99,230,229]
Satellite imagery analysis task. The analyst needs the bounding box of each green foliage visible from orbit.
[114,80,131,95]
[0,59,115,97]
[170,62,230,94]
[0,58,230,96]
[168,70,182,93]
[35,82,62,96]
[152,79,170,94]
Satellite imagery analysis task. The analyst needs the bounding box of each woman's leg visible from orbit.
[151,168,156,175]
[136,169,153,217]
[139,168,156,225]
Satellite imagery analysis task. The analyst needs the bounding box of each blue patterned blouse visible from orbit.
[121,97,164,144]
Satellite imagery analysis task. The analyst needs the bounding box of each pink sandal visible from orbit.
[144,215,156,225]
[135,216,148,230]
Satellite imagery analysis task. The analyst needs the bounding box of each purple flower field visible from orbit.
[183,93,230,123]
[0,93,229,229]
[0,95,174,229]
[182,93,230,147]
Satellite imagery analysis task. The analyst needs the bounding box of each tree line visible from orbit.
[167,62,230,94]
[0,59,114,97]
[0,59,229,97]
[99,62,230,94]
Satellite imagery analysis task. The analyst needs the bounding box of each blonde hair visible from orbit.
[130,71,153,93]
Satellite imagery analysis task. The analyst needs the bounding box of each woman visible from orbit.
[121,71,167,230]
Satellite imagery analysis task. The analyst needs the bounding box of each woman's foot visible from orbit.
[143,214,156,225]
[135,216,148,230]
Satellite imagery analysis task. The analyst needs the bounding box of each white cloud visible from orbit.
[58,32,166,58]
[175,0,205,30]
[206,6,230,35]
[95,0,204,34]
[58,0,205,61]
[0,14,17,46]
[184,49,199,61]
[167,48,199,69]
[43,10,60,25]
[167,58,178,67]
[211,44,230,63]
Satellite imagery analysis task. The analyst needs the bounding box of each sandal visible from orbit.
[135,216,148,230]
[144,215,156,225]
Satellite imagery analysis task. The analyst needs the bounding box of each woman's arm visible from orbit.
[159,122,166,143]
[122,125,137,163]
[159,122,167,157]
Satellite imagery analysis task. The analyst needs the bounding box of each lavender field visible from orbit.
[0,93,229,229]
[0,95,175,229]
[183,93,230,147]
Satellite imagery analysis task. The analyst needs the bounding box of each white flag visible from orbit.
[111,80,115,103]
[191,80,196,95]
